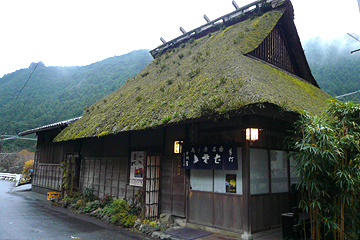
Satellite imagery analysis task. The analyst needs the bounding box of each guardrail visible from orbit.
[0,173,22,185]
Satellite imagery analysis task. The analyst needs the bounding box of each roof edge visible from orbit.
[18,117,82,136]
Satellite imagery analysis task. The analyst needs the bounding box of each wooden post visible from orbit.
[242,139,253,239]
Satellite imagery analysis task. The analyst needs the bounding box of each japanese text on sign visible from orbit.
[181,144,238,170]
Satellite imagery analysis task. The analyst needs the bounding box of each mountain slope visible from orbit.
[0,49,153,151]
[303,35,360,101]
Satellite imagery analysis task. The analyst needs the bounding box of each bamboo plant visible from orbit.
[292,100,360,239]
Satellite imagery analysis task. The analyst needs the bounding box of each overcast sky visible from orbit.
[0,0,359,77]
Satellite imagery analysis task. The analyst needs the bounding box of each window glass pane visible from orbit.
[289,153,300,184]
[250,148,269,194]
[270,150,288,193]
[214,147,243,194]
[190,169,213,192]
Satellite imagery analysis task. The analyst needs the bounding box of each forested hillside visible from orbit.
[303,35,360,101]
[0,49,152,151]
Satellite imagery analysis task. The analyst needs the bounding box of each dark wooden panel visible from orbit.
[251,193,290,232]
[160,156,186,217]
[214,193,243,230]
[188,191,214,226]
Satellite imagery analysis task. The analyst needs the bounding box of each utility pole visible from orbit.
[0,133,3,153]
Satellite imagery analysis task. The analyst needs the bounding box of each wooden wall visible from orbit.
[251,193,290,232]
[33,163,62,191]
[79,157,136,198]
[188,191,243,231]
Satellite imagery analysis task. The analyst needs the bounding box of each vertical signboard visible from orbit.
[130,151,145,187]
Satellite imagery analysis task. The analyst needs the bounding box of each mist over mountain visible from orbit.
[303,34,360,101]
[0,49,153,151]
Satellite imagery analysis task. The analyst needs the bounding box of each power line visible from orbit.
[1,135,37,141]
[4,62,40,99]
[336,89,360,99]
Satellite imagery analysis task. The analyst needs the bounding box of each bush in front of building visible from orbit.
[101,198,137,227]
[54,188,141,228]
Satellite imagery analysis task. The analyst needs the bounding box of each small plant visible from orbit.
[140,71,149,77]
[83,185,96,202]
[220,76,227,84]
[159,64,167,72]
[180,43,186,48]
[210,96,224,107]
[178,53,184,59]
[208,33,212,38]
[176,72,181,77]
[160,87,165,92]
[136,96,142,102]
[84,200,102,213]
[188,68,201,79]
[189,38,195,44]
[202,89,208,96]
[245,27,250,32]
[161,115,171,124]
[238,32,245,39]
[140,120,147,127]
[166,79,172,85]
[136,86,141,91]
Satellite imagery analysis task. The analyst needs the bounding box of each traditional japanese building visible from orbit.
[19,0,331,238]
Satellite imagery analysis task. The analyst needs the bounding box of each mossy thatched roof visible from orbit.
[55,8,330,142]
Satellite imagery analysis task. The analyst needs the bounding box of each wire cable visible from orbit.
[14,62,40,98]
[336,89,360,99]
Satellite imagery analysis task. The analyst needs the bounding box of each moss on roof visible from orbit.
[55,9,331,142]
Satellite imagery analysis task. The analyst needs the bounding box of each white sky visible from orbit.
[0,0,359,77]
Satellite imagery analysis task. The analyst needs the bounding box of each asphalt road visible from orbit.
[0,180,151,240]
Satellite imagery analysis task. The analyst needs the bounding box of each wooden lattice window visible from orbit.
[145,153,161,219]
[250,25,295,74]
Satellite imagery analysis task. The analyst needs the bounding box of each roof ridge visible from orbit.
[150,0,287,58]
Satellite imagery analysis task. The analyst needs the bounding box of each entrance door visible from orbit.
[145,153,161,219]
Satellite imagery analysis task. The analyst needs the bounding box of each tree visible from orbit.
[22,159,34,181]
[292,100,360,239]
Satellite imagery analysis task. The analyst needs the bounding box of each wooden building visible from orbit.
[19,0,331,238]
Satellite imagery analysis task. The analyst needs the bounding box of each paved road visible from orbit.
[0,180,151,240]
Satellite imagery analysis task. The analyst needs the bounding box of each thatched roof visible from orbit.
[54,0,330,142]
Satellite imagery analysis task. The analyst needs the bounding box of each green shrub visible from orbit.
[102,199,136,228]
[84,200,102,213]
[83,185,96,202]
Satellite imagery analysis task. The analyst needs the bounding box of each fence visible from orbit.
[0,173,22,186]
